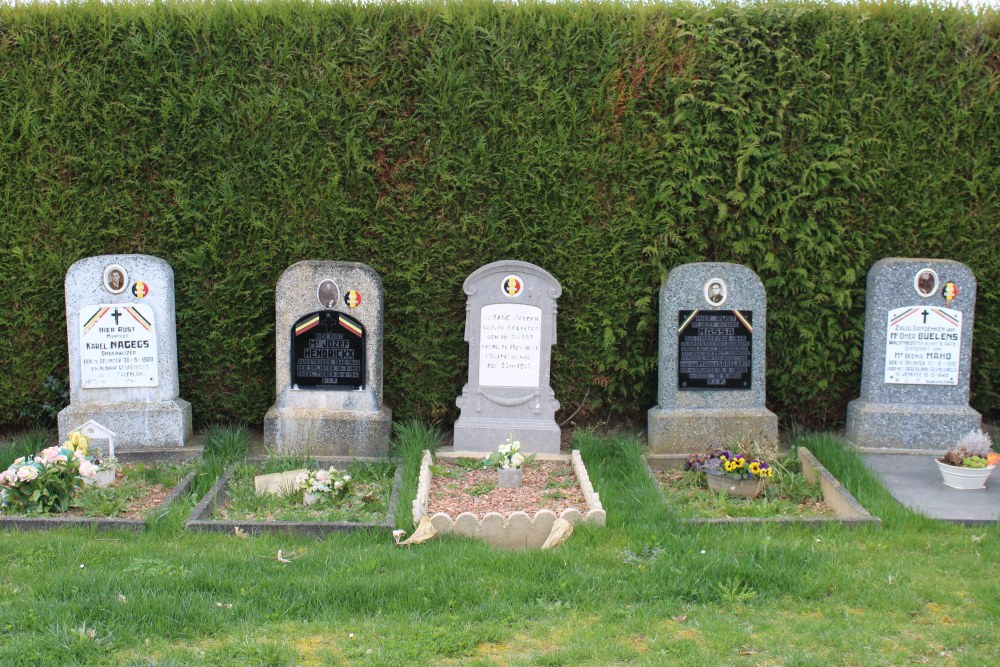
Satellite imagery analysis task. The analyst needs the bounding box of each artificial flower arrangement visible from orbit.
[482,436,533,470]
[939,430,999,469]
[0,431,101,514]
[293,466,352,505]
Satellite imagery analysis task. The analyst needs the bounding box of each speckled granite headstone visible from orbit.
[57,255,192,448]
[453,261,561,454]
[846,258,980,450]
[647,262,777,454]
[263,261,391,456]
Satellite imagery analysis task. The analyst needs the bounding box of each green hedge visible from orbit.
[1,1,997,430]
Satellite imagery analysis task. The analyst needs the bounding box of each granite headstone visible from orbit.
[647,262,778,455]
[57,255,192,448]
[453,260,562,454]
[846,258,980,450]
[263,261,391,456]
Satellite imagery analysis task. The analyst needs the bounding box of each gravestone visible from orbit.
[57,255,192,448]
[453,260,562,453]
[647,262,778,454]
[263,261,391,456]
[846,258,980,450]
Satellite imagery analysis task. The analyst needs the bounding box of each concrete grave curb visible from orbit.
[1,452,198,532]
[644,447,881,527]
[186,456,402,537]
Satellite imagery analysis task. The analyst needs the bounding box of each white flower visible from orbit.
[334,480,344,490]
[511,452,525,468]
[315,470,331,484]
[342,475,351,482]
[16,465,39,482]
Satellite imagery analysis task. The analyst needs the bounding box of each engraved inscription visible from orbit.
[79,304,159,388]
[678,310,752,390]
[291,311,365,390]
[478,303,542,388]
[884,306,961,385]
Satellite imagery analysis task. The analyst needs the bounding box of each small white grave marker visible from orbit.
[73,419,117,459]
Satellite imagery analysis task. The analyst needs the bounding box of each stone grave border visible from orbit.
[412,450,606,549]
[186,456,402,537]
[644,447,881,527]
[0,451,198,532]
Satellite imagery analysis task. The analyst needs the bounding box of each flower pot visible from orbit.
[94,469,116,488]
[498,468,523,489]
[706,470,765,498]
[936,460,996,490]
[82,469,116,488]
[303,492,320,506]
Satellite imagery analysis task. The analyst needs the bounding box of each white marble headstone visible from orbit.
[453,260,561,454]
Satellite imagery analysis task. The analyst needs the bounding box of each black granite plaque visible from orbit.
[291,311,365,390]
[678,310,752,390]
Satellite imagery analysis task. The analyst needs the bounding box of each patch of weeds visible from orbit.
[543,490,565,500]
[123,558,190,579]
[715,577,758,604]
[75,483,137,518]
[466,480,496,497]
[619,545,667,567]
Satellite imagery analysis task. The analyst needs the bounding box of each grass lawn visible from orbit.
[1,423,997,666]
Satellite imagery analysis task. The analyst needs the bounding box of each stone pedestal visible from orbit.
[57,255,192,448]
[454,260,562,454]
[647,262,778,455]
[845,258,979,451]
[263,261,391,456]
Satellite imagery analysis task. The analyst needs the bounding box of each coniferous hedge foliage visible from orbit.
[1,1,997,430]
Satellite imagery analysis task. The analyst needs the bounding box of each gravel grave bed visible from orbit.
[429,459,588,518]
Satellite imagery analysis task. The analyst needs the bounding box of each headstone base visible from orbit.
[646,406,778,454]
[57,399,192,449]
[453,417,560,454]
[845,399,981,450]
[263,405,392,457]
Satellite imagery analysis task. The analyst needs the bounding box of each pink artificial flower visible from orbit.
[77,459,96,478]
[39,447,63,464]
[16,466,39,482]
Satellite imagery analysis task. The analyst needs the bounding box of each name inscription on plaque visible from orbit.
[478,303,542,388]
[291,311,365,390]
[884,306,961,386]
[678,310,752,390]
[79,304,159,388]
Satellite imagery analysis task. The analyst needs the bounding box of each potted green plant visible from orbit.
[936,430,998,490]
[482,436,531,488]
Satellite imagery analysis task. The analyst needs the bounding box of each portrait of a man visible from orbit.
[915,269,938,298]
[103,265,127,294]
[317,280,339,309]
[705,279,727,305]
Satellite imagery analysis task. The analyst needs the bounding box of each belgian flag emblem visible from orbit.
[501,275,523,298]
[345,290,362,308]
[131,281,149,298]
[942,282,958,303]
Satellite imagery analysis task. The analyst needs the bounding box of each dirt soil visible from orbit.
[428,459,589,519]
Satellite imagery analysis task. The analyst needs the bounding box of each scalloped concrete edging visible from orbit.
[0,464,197,533]
[643,447,881,527]
[186,456,402,537]
[412,450,605,549]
